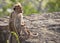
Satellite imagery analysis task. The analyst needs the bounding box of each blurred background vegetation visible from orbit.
[0,0,60,17]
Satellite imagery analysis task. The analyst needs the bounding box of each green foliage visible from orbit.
[0,0,60,17]
[23,4,38,15]
[10,0,16,2]
[46,0,60,12]
[0,0,38,17]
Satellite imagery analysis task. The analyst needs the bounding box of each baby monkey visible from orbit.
[9,3,36,39]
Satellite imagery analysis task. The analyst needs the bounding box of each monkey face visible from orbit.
[13,5,22,13]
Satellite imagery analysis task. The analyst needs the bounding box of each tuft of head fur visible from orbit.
[13,2,23,13]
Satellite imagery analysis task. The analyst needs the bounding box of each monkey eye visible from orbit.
[17,5,21,9]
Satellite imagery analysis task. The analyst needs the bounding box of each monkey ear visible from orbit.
[13,4,15,10]
[13,7,15,10]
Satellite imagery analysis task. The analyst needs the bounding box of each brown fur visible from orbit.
[9,3,32,39]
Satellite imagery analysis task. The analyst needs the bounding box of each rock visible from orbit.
[0,12,60,43]
[24,12,60,43]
